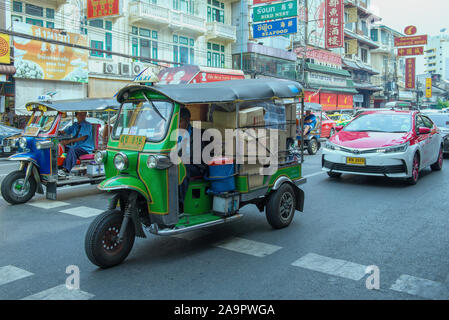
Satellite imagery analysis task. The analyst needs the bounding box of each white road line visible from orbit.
[214,237,282,257]
[291,253,367,281]
[27,200,70,210]
[172,230,211,241]
[21,284,94,300]
[0,265,34,286]
[390,274,449,300]
[59,206,104,218]
[304,171,325,179]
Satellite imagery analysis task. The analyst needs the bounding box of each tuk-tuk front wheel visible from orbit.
[307,138,319,155]
[85,209,135,269]
[266,183,296,229]
[1,170,37,205]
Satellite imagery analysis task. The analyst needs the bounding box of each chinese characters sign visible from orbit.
[0,34,11,64]
[87,0,122,19]
[253,1,297,22]
[394,35,427,47]
[253,17,297,39]
[397,46,424,56]
[405,58,416,89]
[325,0,344,49]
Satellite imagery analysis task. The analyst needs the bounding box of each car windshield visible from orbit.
[343,113,412,133]
[113,101,173,141]
[425,114,449,128]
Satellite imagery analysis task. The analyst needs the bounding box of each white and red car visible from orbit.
[322,110,444,184]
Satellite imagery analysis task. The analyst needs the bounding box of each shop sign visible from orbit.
[354,94,364,103]
[320,92,338,110]
[0,34,11,64]
[347,7,358,23]
[405,58,416,89]
[253,1,297,23]
[305,91,320,104]
[397,46,424,56]
[347,39,358,55]
[253,0,278,4]
[338,94,353,108]
[325,0,344,49]
[426,78,432,98]
[87,0,122,19]
[13,22,88,83]
[404,26,418,36]
[308,72,347,87]
[394,35,427,47]
[253,17,298,39]
[294,46,342,65]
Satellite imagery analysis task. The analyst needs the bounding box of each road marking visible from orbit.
[59,206,103,218]
[21,284,94,300]
[214,237,282,257]
[0,265,34,286]
[304,171,325,179]
[390,274,449,300]
[171,230,211,241]
[27,200,70,210]
[291,253,367,281]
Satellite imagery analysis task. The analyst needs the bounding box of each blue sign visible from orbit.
[253,17,297,39]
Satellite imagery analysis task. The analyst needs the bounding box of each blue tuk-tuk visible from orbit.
[296,102,322,155]
[1,98,119,205]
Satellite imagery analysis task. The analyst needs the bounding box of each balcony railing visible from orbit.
[206,21,236,43]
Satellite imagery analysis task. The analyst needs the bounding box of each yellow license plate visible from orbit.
[346,157,366,166]
[118,135,146,151]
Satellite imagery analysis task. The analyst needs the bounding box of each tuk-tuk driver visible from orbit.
[58,112,94,177]
[304,110,317,136]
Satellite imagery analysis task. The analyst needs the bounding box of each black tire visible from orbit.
[327,172,342,178]
[406,153,420,185]
[431,146,443,171]
[307,138,319,155]
[1,170,37,205]
[266,183,296,229]
[85,209,135,269]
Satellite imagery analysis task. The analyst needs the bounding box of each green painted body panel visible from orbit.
[99,175,150,200]
[175,213,221,228]
[184,180,213,215]
[267,164,302,192]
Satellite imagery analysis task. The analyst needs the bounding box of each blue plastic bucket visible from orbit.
[207,157,235,194]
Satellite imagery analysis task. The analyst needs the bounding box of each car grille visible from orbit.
[323,160,406,174]
[336,146,379,154]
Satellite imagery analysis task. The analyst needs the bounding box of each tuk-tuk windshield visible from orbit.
[26,111,58,134]
[113,101,173,141]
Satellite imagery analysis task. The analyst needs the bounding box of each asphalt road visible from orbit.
[0,152,448,300]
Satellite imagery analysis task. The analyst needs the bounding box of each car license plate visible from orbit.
[3,147,11,153]
[346,157,366,166]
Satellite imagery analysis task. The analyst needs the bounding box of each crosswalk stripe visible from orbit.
[390,274,449,300]
[21,284,94,300]
[0,265,34,286]
[291,253,368,281]
[214,237,282,257]
[27,200,70,209]
[59,206,104,218]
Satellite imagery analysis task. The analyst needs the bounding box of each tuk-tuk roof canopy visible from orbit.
[117,79,304,105]
[25,98,121,112]
[303,102,322,112]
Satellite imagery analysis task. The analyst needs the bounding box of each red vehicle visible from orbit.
[319,112,337,138]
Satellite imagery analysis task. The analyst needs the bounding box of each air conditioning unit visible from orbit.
[119,63,131,76]
[132,62,146,76]
[103,62,118,74]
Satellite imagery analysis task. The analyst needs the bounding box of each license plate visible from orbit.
[346,157,366,166]
[3,147,11,153]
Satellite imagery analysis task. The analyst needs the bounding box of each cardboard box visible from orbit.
[186,104,208,121]
[213,107,265,129]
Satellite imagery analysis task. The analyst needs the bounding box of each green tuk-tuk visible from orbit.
[85,79,307,268]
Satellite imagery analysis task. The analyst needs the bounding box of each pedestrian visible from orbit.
[7,108,14,127]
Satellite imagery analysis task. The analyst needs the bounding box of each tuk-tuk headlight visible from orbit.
[147,155,172,169]
[95,151,107,164]
[19,137,28,150]
[36,141,53,150]
[114,152,128,171]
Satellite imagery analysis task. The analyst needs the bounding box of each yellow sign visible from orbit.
[13,22,88,82]
[347,39,358,55]
[0,34,11,64]
[347,7,358,23]
[118,135,146,151]
[426,78,432,98]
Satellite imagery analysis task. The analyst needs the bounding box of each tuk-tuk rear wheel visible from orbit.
[265,183,296,229]
[307,139,319,155]
[1,170,37,205]
[85,209,135,269]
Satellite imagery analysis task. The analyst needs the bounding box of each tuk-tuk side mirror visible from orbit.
[336,125,344,132]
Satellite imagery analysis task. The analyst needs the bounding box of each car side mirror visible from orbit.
[336,125,344,132]
[418,127,431,135]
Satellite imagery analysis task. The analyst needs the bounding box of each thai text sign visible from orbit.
[294,46,342,65]
[87,0,122,19]
[397,46,424,56]
[0,34,11,64]
[253,17,297,39]
[405,58,416,89]
[253,1,297,22]
[394,35,427,47]
[325,0,344,48]
[253,0,278,4]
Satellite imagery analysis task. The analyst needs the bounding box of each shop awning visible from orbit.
[354,82,383,92]
[0,65,16,75]
[305,63,351,77]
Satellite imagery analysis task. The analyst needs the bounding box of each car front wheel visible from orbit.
[406,153,420,185]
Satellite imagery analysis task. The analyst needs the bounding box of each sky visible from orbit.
[372,0,449,74]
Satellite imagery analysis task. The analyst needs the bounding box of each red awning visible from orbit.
[0,65,16,75]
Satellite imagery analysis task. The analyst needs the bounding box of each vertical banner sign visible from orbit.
[325,0,344,49]
[405,58,416,89]
[426,78,432,98]
[0,34,10,64]
[87,0,122,19]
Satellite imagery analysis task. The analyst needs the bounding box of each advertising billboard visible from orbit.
[0,34,10,64]
[325,0,344,49]
[13,23,88,83]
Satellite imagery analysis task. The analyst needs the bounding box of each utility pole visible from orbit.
[300,0,309,85]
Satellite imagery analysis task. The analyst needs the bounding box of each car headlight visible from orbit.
[95,151,107,164]
[378,142,410,154]
[325,141,341,151]
[113,152,129,171]
[19,137,27,150]
[147,155,172,169]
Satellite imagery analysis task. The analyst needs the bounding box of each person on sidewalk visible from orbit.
[58,112,94,177]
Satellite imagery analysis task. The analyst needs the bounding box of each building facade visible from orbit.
[424,33,449,81]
